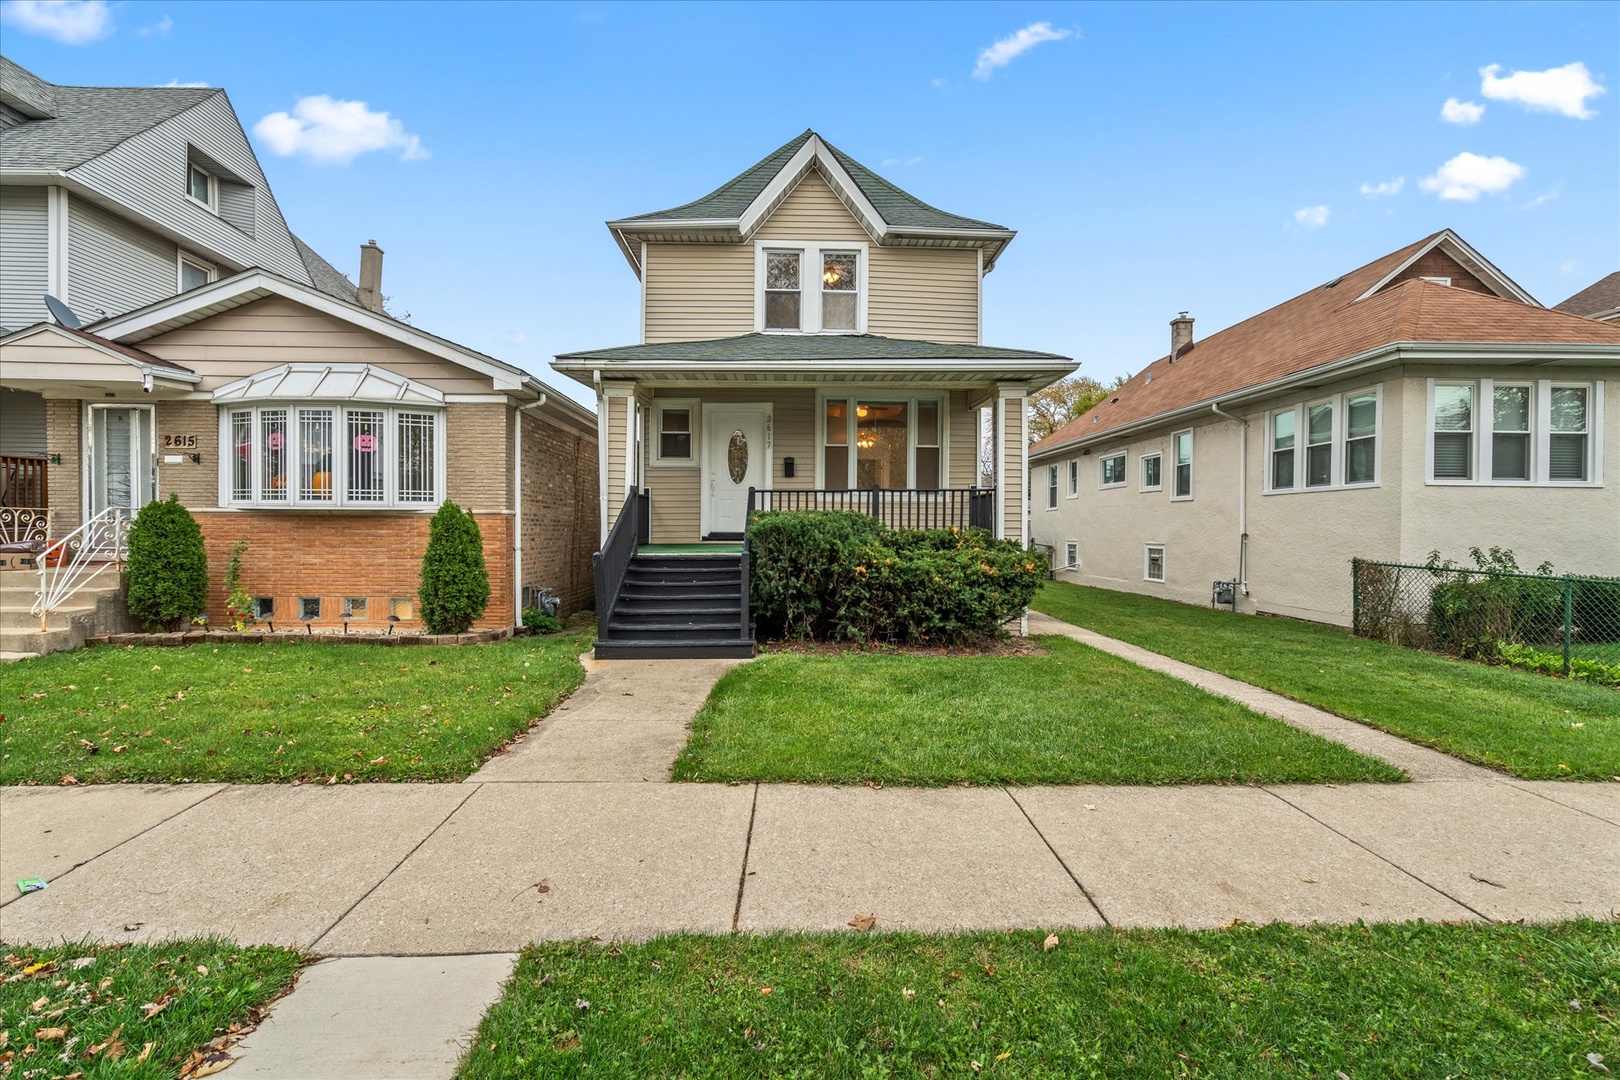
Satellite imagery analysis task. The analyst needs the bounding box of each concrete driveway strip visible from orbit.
[316,781,753,954]
[0,784,471,948]
[0,783,223,906]
[1025,612,1493,782]
[1273,781,1620,922]
[1013,785,1475,928]
[738,785,1103,933]
[234,954,516,1080]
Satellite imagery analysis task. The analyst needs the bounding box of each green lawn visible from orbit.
[458,921,1619,1079]
[1032,583,1620,780]
[0,634,590,784]
[0,938,305,1078]
[672,636,1401,785]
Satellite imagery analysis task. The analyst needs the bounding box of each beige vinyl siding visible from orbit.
[603,393,629,531]
[0,185,49,331]
[141,296,499,395]
[641,170,982,346]
[947,391,979,488]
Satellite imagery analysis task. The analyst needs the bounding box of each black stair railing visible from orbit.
[748,487,995,533]
[592,488,648,640]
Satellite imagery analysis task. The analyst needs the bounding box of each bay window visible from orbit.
[1266,386,1381,492]
[223,405,442,507]
[821,394,947,490]
[1428,379,1599,485]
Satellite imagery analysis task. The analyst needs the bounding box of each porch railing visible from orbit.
[748,487,995,532]
[31,505,129,632]
[592,488,648,640]
[1,454,47,508]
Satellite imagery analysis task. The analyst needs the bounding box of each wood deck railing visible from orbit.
[0,455,47,509]
[748,487,995,532]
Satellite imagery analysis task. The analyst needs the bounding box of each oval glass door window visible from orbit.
[727,430,748,484]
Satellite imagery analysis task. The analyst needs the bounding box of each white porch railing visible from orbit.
[30,507,129,632]
[0,507,51,549]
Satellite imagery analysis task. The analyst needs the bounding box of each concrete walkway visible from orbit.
[1027,611,1496,781]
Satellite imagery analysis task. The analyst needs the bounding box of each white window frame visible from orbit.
[1262,386,1384,494]
[1268,408,1297,491]
[186,161,216,211]
[1425,378,1603,487]
[216,404,447,509]
[177,251,216,292]
[814,388,950,490]
[1171,429,1194,500]
[1139,450,1163,492]
[1065,458,1079,498]
[1098,451,1127,489]
[754,241,869,335]
[1046,464,1059,509]
[1063,540,1079,570]
[653,399,698,466]
[1144,543,1166,583]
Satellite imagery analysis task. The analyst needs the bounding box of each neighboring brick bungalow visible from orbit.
[0,268,597,630]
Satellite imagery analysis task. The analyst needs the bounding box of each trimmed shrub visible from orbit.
[1573,576,1620,644]
[523,607,562,635]
[125,494,210,631]
[749,511,1042,644]
[419,500,490,634]
[1424,547,1563,660]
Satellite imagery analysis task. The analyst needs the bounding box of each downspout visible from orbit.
[1210,401,1248,596]
[513,394,548,628]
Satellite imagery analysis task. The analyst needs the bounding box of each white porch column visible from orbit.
[599,381,636,539]
[995,385,1027,546]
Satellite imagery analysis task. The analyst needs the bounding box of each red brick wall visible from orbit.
[196,510,514,630]
[520,411,597,615]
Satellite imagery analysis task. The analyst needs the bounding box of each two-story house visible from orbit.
[1028,230,1620,626]
[0,56,596,653]
[553,131,1076,657]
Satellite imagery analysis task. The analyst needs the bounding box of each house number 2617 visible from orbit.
[164,434,198,449]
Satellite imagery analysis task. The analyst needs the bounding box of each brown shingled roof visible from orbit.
[62,325,194,372]
[1033,233,1620,455]
[1554,271,1620,319]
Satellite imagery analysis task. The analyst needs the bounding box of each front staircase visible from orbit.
[0,568,132,658]
[595,551,754,659]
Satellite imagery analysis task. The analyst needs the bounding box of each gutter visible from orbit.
[1209,401,1249,596]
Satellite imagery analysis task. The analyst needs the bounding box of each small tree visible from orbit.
[418,500,490,634]
[125,494,210,631]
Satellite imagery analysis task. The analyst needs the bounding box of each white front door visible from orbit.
[87,404,155,521]
[703,404,770,536]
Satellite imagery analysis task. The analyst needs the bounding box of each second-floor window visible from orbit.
[179,252,215,293]
[758,243,865,333]
[187,163,215,210]
[821,252,858,331]
[764,251,801,330]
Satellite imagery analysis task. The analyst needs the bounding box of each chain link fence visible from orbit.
[1351,558,1620,685]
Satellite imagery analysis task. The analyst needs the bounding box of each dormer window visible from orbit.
[756,242,866,334]
[187,162,215,210]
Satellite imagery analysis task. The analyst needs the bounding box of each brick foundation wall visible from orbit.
[519,412,597,616]
[196,510,515,630]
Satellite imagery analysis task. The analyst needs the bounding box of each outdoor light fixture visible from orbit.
[387,614,400,636]
[340,614,350,635]
[301,614,314,635]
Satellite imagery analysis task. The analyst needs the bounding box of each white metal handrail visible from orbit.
[31,507,130,631]
[0,506,50,549]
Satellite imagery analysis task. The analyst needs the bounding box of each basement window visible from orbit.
[298,597,322,621]
[251,596,273,619]
[1144,544,1166,583]
[342,597,368,619]
[390,597,414,621]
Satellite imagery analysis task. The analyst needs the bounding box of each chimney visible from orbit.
[358,240,384,313]
[1169,311,1194,360]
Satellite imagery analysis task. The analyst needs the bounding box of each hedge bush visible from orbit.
[418,500,490,634]
[748,511,1041,644]
[125,494,209,631]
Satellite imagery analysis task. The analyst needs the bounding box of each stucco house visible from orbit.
[1029,230,1620,626]
[552,130,1075,657]
[0,57,595,652]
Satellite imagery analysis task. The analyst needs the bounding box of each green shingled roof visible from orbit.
[614,130,1008,233]
[556,332,1068,364]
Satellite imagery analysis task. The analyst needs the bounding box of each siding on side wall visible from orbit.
[641,170,981,345]
[67,196,178,322]
[0,185,49,331]
[1000,397,1024,541]
[603,393,629,531]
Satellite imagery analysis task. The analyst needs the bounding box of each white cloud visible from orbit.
[160,78,208,88]
[972,21,1072,80]
[1359,176,1404,198]
[0,0,111,44]
[1480,62,1604,119]
[1440,97,1485,124]
[135,13,171,38]
[1522,182,1563,209]
[881,156,924,167]
[253,95,428,165]
[1293,205,1331,229]
[1419,152,1526,201]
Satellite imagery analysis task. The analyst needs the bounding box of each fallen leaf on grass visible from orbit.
[369,756,387,765]
[141,988,178,1018]
[59,775,80,786]
[997,1052,1012,1062]
[35,1027,66,1041]
[848,913,876,932]
[30,994,48,1010]
[1220,918,1243,930]
[136,1041,155,1063]
[759,987,772,995]
[1042,933,1060,952]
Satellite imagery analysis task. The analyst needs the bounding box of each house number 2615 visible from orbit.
[164,434,199,449]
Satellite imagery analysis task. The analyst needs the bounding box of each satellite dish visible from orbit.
[43,295,82,329]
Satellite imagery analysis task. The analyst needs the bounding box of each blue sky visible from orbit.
[3,1,1614,406]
